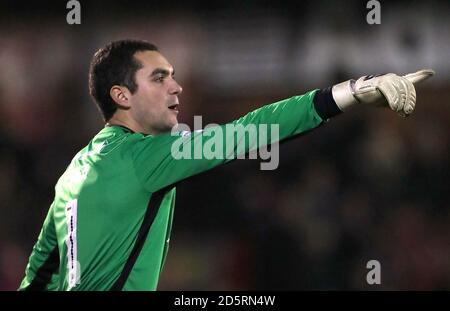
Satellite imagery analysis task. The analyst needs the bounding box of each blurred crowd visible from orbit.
[0,0,449,290]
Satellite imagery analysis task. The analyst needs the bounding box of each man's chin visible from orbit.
[162,120,179,134]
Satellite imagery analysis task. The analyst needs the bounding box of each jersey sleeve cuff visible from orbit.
[313,87,343,120]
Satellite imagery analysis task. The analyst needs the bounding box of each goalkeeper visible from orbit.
[18,39,434,291]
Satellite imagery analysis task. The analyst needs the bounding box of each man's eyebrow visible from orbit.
[150,68,175,77]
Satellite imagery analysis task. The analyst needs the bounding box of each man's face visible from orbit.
[128,50,182,135]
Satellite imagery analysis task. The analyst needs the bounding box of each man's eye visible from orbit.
[154,76,164,83]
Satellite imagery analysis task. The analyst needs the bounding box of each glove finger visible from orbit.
[403,79,416,116]
[397,78,409,114]
[377,80,400,111]
[403,69,435,85]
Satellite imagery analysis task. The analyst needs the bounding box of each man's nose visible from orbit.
[170,80,183,95]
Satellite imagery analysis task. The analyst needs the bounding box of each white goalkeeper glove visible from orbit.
[332,69,435,117]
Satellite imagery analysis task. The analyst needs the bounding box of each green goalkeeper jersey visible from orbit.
[19,90,325,291]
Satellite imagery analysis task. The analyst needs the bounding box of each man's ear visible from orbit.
[110,86,131,108]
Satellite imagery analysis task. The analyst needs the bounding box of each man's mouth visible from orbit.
[168,103,179,112]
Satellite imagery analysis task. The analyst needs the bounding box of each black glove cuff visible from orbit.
[313,87,342,120]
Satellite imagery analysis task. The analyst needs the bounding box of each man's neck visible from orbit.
[105,122,135,133]
[107,115,151,135]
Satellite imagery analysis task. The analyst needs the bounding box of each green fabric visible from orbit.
[19,90,323,291]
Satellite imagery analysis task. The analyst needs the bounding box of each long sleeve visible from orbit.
[18,203,60,290]
[130,90,325,192]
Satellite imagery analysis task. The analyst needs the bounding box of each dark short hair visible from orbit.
[89,40,159,121]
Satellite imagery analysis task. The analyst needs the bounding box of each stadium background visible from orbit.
[0,0,448,290]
